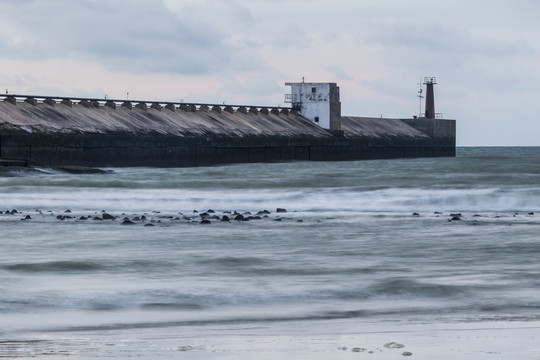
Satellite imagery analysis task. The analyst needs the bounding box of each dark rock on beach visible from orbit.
[221,215,230,222]
[234,214,245,221]
[200,219,211,224]
[121,218,135,225]
[102,213,114,220]
[56,166,111,174]
[276,208,287,213]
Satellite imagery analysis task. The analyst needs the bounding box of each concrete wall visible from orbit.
[0,97,455,168]
[0,129,455,168]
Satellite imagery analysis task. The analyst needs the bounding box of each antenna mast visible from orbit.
[417,78,424,118]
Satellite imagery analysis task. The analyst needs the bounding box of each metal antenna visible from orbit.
[417,78,424,118]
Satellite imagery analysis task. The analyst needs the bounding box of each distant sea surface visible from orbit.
[1,147,540,358]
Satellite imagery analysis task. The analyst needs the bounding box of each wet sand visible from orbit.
[3,320,540,359]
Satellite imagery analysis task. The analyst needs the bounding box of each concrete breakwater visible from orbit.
[0,94,455,167]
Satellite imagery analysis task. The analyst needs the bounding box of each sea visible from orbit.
[1,146,540,359]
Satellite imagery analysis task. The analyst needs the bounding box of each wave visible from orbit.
[2,186,539,214]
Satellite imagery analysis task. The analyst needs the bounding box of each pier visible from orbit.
[0,82,455,168]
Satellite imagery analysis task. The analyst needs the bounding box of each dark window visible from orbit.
[314,116,319,123]
[312,87,316,93]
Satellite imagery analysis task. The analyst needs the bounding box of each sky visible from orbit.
[0,0,539,146]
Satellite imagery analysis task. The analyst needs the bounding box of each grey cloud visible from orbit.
[324,67,354,81]
[361,20,536,58]
[0,0,256,75]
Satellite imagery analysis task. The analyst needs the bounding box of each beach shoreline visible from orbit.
[4,319,540,359]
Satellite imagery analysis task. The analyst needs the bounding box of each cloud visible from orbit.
[360,19,536,58]
[0,0,260,75]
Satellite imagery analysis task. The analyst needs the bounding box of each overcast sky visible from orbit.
[1,0,539,146]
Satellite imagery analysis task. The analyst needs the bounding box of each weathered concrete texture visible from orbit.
[0,101,455,167]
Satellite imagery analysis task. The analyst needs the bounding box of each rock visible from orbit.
[276,208,287,213]
[450,216,461,221]
[207,209,215,213]
[450,213,462,217]
[434,211,442,214]
[144,223,155,227]
[248,216,262,220]
[384,342,405,349]
[412,212,420,216]
[257,210,271,215]
[79,216,88,220]
[64,209,71,213]
[274,218,282,222]
[200,219,211,224]
[24,215,31,220]
[234,214,245,221]
[141,215,147,221]
[121,218,135,225]
[221,215,230,222]
[102,213,114,220]
[11,209,18,215]
[529,212,535,215]
[56,215,65,220]
[296,219,303,222]
[351,347,367,352]
[402,351,413,356]
[93,216,102,221]
[57,166,110,174]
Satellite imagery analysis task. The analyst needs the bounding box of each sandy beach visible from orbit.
[4,319,540,359]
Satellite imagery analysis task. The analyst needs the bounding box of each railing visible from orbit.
[284,93,297,103]
[0,93,292,113]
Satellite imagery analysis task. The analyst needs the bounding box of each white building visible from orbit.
[285,82,341,131]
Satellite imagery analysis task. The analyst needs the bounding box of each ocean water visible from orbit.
[1,147,540,359]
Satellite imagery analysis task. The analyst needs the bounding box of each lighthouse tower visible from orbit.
[285,81,341,131]
[423,77,437,119]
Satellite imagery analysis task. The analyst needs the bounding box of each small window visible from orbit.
[314,116,319,123]
[311,87,316,93]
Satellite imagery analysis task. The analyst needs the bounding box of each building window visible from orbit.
[314,116,319,123]
[312,87,317,93]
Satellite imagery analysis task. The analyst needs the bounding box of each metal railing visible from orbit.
[0,93,292,112]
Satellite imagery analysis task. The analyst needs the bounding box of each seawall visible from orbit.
[0,95,455,167]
